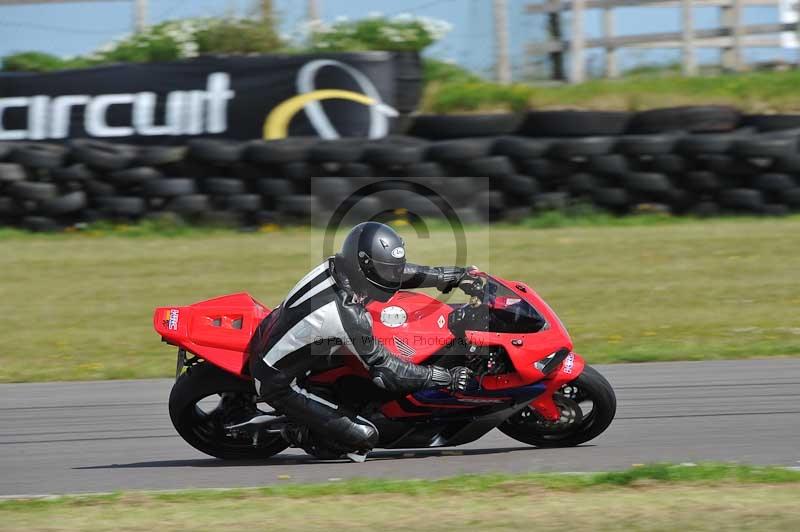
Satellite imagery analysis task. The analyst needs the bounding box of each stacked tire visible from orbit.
[2,105,800,231]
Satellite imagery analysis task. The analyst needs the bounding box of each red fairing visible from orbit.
[367,290,455,364]
[153,293,270,375]
[155,274,586,423]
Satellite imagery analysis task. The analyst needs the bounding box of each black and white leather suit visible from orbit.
[249,256,466,453]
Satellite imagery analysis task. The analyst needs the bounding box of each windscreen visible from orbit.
[482,276,547,334]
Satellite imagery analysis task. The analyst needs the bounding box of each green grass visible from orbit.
[423,69,800,113]
[1,465,799,531]
[1,216,799,382]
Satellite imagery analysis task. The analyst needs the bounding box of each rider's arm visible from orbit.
[400,263,466,292]
[335,294,453,394]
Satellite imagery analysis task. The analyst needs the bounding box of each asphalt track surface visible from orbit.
[2,359,799,496]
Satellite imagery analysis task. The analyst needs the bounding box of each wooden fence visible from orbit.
[526,0,798,82]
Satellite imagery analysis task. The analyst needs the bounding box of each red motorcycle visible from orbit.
[154,272,616,459]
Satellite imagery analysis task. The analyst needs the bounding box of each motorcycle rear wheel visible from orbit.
[498,365,616,448]
[169,362,289,459]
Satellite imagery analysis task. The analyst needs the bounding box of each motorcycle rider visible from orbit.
[249,221,474,461]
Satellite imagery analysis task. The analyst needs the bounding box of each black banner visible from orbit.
[0,52,400,143]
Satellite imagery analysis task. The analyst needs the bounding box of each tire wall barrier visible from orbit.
[2,106,800,231]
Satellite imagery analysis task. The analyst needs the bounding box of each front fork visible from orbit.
[530,352,585,421]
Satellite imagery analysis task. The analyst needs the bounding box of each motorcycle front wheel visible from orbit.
[498,365,616,448]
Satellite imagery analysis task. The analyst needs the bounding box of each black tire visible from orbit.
[256,178,294,206]
[342,195,383,223]
[40,191,88,216]
[733,136,797,159]
[166,194,211,215]
[676,133,737,155]
[278,194,320,218]
[51,164,94,183]
[409,113,521,140]
[499,365,616,448]
[719,188,764,212]
[772,154,800,174]
[8,181,58,201]
[615,135,678,156]
[406,162,446,177]
[754,173,796,194]
[311,177,355,209]
[548,137,615,159]
[461,156,515,177]
[498,174,540,201]
[519,158,574,181]
[70,140,136,171]
[628,106,740,134]
[108,166,162,186]
[224,194,262,212]
[517,111,631,137]
[95,196,146,217]
[135,146,187,167]
[0,163,27,183]
[143,178,197,197]
[169,362,288,460]
[588,154,628,176]
[425,138,493,162]
[689,200,721,217]
[491,136,551,160]
[473,189,506,220]
[363,143,423,166]
[203,177,246,196]
[566,173,598,195]
[10,143,67,170]
[622,172,672,194]
[741,114,800,132]
[308,140,365,163]
[187,139,243,165]
[445,177,485,202]
[0,196,18,217]
[0,142,15,161]
[684,171,722,192]
[338,162,374,178]
[781,187,800,209]
[85,179,117,198]
[244,138,312,165]
[650,154,688,175]
[280,162,315,182]
[592,187,631,209]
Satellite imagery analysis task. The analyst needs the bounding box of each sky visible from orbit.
[0,0,796,79]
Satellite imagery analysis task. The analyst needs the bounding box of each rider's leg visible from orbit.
[250,353,378,453]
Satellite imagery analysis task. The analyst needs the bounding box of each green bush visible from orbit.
[308,14,451,52]
[426,81,533,113]
[194,19,282,55]
[2,18,283,72]
[0,51,94,72]
[423,59,482,84]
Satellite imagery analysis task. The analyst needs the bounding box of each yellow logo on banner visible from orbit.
[261,59,398,140]
[263,89,380,140]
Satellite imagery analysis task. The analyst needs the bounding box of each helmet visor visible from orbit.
[366,257,405,290]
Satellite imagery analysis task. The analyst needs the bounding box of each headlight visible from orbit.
[534,348,570,374]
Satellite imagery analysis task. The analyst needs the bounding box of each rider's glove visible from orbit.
[436,266,480,293]
[448,366,473,393]
[429,366,473,393]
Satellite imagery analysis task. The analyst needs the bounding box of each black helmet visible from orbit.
[337,222,406,302]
